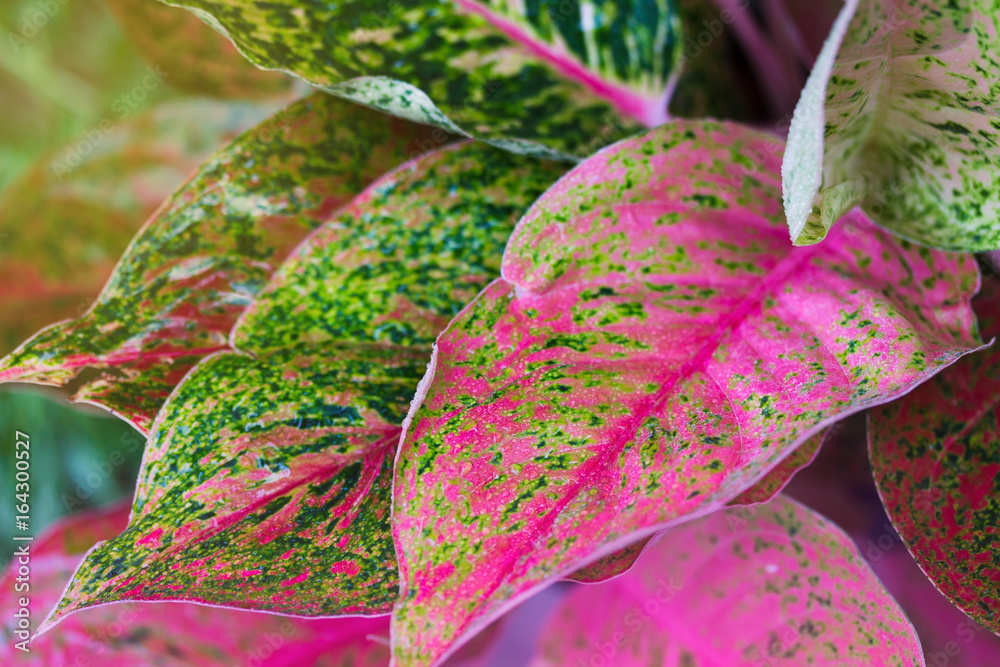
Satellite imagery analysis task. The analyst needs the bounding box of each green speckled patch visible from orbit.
[157,0,683,156]
[783,0,1000,250]
[0,94,440,432]
[41,142,566,624]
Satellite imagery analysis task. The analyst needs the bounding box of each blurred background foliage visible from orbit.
[0,0,295,562]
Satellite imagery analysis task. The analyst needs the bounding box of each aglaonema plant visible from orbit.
[2,0,999,665]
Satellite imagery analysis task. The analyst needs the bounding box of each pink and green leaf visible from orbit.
[0,98,278,357]
[531,495,925,666]
[568,428,828,583]
[390,119,981,666]
[0,501,392,666]
[0,93,441,432]
[154,0,684,157]
[104,0,295,99]
[868,277,1000,636]
[782,0,1000,250]
[39,142,566,628]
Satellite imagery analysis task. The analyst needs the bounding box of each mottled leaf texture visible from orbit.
[568,428,827,583]
[156,0,683,157]
[40,142,566,630]
[391,119,981,667]
[869,277,1000,636]
[0,93,439,432]
[531,495,924,666]
[104,0,294,99]
[0,502,391,666]
[782,0,1000,250]
[0,99,276,357]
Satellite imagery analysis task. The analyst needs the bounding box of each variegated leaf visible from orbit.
[104,0,294,99]
[783,0,1000,250]
[156,0,684,157]
[0,98,278,357]
[531,495,924,666]
[0,93,441,432]
[869,276,1000,636]
[568,428,827,583]
[38,142,566,629]
[391,119,981,666]
[0,502,392,666]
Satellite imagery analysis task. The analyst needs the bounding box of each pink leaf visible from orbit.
[390,119,981,666]
[530,495,924,666]
[869,277,1000,636]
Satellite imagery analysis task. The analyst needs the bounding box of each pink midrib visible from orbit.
[451,0,669,127]
[419,240,826,658]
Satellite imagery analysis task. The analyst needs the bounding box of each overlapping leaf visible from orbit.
[783,0,1000,250]
[39,142,566,630]
[390,119,982,666]
[869,277,1000,636]
[0,501,392,666]
[0,98,277,356]
[104,0,294,99]
[531,495,924,666]
[568,428,827,583]
[0,93,440,432]
[156,0,684,157]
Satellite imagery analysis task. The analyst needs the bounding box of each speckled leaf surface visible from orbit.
[530,495,924,666]
[155,0,683,157]
[782,0,1000,250]
[391,119,982,667]
[104,0,294,99]
[40,142,566,629]
[0,502,392,666]
[0,98,276,357]
[0,93,439,432]
[869,277,1000,636]
[568,428,828,584]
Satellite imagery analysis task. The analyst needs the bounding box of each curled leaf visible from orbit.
[156,0,685,156]
[783,0,1000,250]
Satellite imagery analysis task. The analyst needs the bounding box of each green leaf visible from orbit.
[0,94,442,432]
[155,0,685,157]
[783,0,1000,250]
[103,0,295,99]
[38,142,566,628]
[0,98,278,358]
